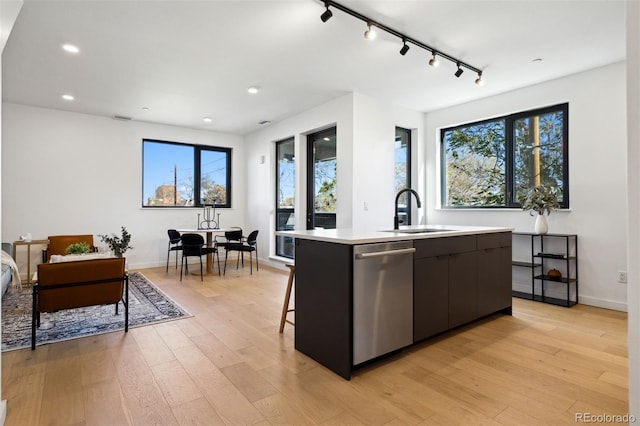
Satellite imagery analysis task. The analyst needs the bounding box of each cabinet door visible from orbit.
[476,247,512,316]
[449,251,477,328]
[414,256,449,342]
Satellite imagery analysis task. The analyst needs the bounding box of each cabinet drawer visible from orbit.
[477,233,501,250]
[414,235,476,258]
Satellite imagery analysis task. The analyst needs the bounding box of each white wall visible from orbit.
[243,93,353,266]
[243,92,424,266]
[626,0,639,416]
[425,62,628,311]
[1,103,245,271]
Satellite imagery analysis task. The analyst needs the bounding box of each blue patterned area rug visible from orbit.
[1,272,191,351]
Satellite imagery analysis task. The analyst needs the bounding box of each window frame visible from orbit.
[395,126,412,224]
[142,139,232,208]
[440,103,569,209]
[275,137,295,259]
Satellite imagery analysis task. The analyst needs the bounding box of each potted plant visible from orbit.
[65,242,91,255]
[517,185,560,234]
[99,226,133,257]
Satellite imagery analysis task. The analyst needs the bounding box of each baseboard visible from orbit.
[513,281,627,312]
[0,399,7,425]
[576,295,628,312]
[128,256,284,272]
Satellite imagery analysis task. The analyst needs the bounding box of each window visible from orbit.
[441,103,568,208]
[306,127,337,230]
[142,139,231,207]
[395,127,412,225]
[275,137,295,258]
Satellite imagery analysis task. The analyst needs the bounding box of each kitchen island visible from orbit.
[278,225,513,379]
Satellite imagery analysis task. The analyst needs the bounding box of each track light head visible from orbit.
[400,37,409,56]
[454,63,464,78]
[475,72,484,86]
[428,52,440,68]
[320,4,333,22]
[399,39,410,56]
[364,23,376,40]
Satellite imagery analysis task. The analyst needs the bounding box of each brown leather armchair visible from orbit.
[43,234,95,262]
[32,257,128,350]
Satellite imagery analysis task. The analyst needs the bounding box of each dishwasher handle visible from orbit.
[355,247,416,259]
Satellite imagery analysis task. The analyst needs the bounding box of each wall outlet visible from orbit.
[618,271,628,284]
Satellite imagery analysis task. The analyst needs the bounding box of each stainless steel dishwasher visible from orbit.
[353,240,415,365]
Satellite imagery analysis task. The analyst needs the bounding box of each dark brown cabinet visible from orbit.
[414,232,512,342]
[413,255,448,340]
[477,233,513,317]
[448,251,478,328]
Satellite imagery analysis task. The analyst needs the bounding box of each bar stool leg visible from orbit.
[279,265,295,333]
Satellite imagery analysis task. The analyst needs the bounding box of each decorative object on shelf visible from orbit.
[19,233,32,243]
[199,201,219,229]
[99,226,133,258]
[64,242,91,255]
[548,268,562,279]
[518,185,560,235]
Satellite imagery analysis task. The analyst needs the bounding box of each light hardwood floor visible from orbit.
[2,263,629,425]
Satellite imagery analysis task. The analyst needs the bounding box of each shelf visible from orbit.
[512,261,542,268]
[534,274,577,283]
[512,291,577,307]
[511,232,578,308]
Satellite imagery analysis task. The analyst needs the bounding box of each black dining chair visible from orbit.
[223,230,259,275]
[214,228,243,252]
[166,229,183,272]
[180,233,220,281]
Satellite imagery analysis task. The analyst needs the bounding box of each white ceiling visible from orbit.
[2,0,626,135]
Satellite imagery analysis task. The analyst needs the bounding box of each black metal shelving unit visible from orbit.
[512,232,578,307]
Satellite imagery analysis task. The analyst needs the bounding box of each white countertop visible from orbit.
[276,225,513,245]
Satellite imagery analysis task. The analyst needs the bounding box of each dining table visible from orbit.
[176,228,232,275]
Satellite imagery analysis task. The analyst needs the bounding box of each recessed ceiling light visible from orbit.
[532,58,543,63]
[62,94,74,101]
[142,107,150,111]
[247,86,259,94]
[203,116,213,123]
[62,44,79,54]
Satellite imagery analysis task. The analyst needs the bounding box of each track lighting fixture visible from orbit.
[428,52,440,68]
[454,63,464,78]
[364,23,376,40]
[320,2,333,22]
[399,38,410,56]
[319,0,484,85]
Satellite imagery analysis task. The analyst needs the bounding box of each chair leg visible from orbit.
[216,251,221,276]
[199,256,204,282]
[256,247,259,271]
[224,250,229,275]
[249,252,253,275]
[166,243,170,272]
[115,301,119,315]
[180,254,184,281]
[175,249,179,269]
[32,287,37,350]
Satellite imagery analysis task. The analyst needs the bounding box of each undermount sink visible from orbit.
[382,228,456,234]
